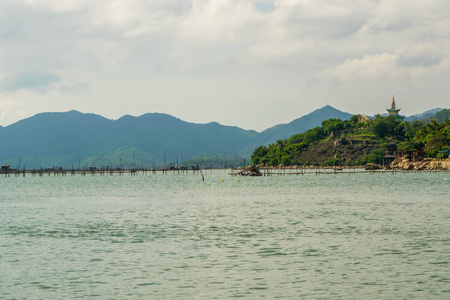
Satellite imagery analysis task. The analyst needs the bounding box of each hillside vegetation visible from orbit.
[0,106,352,168]
[251,109,450,167]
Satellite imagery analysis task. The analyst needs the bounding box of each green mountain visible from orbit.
[0,111,114,168]
[0,110,259,168]
[2,106,444,168]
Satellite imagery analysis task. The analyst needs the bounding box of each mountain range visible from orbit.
[0,106,444,168]
[404,108,443,122]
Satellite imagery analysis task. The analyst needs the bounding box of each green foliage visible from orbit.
[321,118,345,134]
[373,115,405,140]
[403,120,426,139]
[398,140,421,153]
[414,119,450,157]
[288,127,326,144]
[324,158,341,166]
[425,131,450,157]
[269,157,279,166]
[349,115,359,124]
[281,155,291,166]
[251,112,450,167]
[367,149,385,164]
[373,119,389,138]
[352,149,384,165]
[434,109,450,123]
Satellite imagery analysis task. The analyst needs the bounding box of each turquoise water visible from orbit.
[1,171,449,299]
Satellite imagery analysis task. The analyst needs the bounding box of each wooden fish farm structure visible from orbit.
[1,164,449,178]
[230,166,450,176]
[0,166,206,177]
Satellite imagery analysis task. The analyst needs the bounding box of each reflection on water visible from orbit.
[1,171,449,299]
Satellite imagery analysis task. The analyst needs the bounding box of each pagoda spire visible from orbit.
[391,95,396,109]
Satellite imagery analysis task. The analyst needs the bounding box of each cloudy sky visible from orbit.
[1,0,449,131]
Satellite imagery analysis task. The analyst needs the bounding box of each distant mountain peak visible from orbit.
[316,105,351,114]
[67,109,82,114]
[138,112,181,119]
[258,105,353,143]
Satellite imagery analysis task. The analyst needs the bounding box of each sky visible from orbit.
[0,0,449,131]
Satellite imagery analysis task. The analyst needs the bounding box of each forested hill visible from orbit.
[251,109,450,167]
[0,106,353,168]
[0,110,259,168]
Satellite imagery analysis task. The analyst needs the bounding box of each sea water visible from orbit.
[1,170,449,299]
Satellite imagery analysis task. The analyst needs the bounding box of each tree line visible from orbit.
[251,109,450,167]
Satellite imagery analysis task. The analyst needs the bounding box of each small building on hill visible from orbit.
[382,155,395,167]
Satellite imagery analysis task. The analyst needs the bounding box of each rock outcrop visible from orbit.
[365,163,384,170]
[390,158,449,170]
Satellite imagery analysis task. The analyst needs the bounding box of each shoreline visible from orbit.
[251,158,450,171]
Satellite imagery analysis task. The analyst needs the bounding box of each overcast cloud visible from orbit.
[1,0,449,131]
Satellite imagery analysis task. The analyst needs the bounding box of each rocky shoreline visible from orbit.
[255,158,450,171]
[365,158,450,171]
[389,158,450,171]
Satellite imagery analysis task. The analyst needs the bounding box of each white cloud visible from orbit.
[321,53,401,82]
[1,0,450,129]
[178,0,262,45]
[0,96,22,125]
[0,72,60,92]
[322,46,450,83]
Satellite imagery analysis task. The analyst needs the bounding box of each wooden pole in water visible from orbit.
[163,152,167,175]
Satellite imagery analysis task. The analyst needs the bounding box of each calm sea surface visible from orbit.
[1,170,449,299]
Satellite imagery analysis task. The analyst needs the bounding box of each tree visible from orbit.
[398,140,421,153]
[434,109,450,123]
[270,157,279,166]
[425,131,450,157]
[321,119,345,134]
[281,155,291,166]
[367,149,385,164]
[404,120,425,139]
[373,119,389,138]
